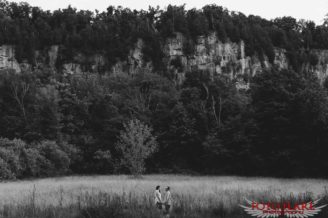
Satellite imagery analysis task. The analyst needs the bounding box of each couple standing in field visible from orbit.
[154,185,172,217]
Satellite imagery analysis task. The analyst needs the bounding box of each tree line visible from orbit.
[1,66,328,178]
[1,2,328,178]
[0,2,328,70]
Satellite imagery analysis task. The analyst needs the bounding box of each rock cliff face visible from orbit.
[0,45,21,73]
[163,33,289,81]
[112,39,153,75]
[311,50,328,82]
[106,32,291,87]
[1,32,328,86]
[162,32,286,87]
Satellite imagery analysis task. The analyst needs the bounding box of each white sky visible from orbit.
[10,0,328,24]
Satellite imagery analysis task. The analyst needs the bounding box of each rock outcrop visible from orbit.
[112,39,153,75]
[2,31,328,87]
[161,32,287,88]
[311,50,328,82]
[0,45,21,73]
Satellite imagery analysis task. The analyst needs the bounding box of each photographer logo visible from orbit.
[240,198,327,217]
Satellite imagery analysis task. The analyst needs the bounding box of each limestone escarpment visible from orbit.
[0,45,21,73]
[162,32,287,87]
[1,31,328,86]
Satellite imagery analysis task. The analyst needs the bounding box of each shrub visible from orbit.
[0,158,15,180]
[0,147,21,178]
[20,147,52,177]
[93,150,115,174]
[0,138,76,180]
[0,138,26,179]
[36,141,71,175]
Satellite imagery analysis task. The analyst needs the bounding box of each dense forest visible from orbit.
[1,1,328,179]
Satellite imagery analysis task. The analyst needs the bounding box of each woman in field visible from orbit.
[154,185,162,210]
[163,186,172,217]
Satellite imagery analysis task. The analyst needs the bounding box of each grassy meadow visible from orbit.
[0,175,328,218]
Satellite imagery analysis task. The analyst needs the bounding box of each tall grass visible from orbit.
[0,175,328,218]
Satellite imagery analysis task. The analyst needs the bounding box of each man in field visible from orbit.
[163,186,172,217]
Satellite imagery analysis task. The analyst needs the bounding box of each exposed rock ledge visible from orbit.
[1,32,328,88]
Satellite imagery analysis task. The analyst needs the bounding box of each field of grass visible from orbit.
[0,175,328,218]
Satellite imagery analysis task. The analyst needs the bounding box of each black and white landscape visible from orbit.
[0,0,328,217]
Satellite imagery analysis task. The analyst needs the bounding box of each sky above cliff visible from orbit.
[11,0,328,24]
